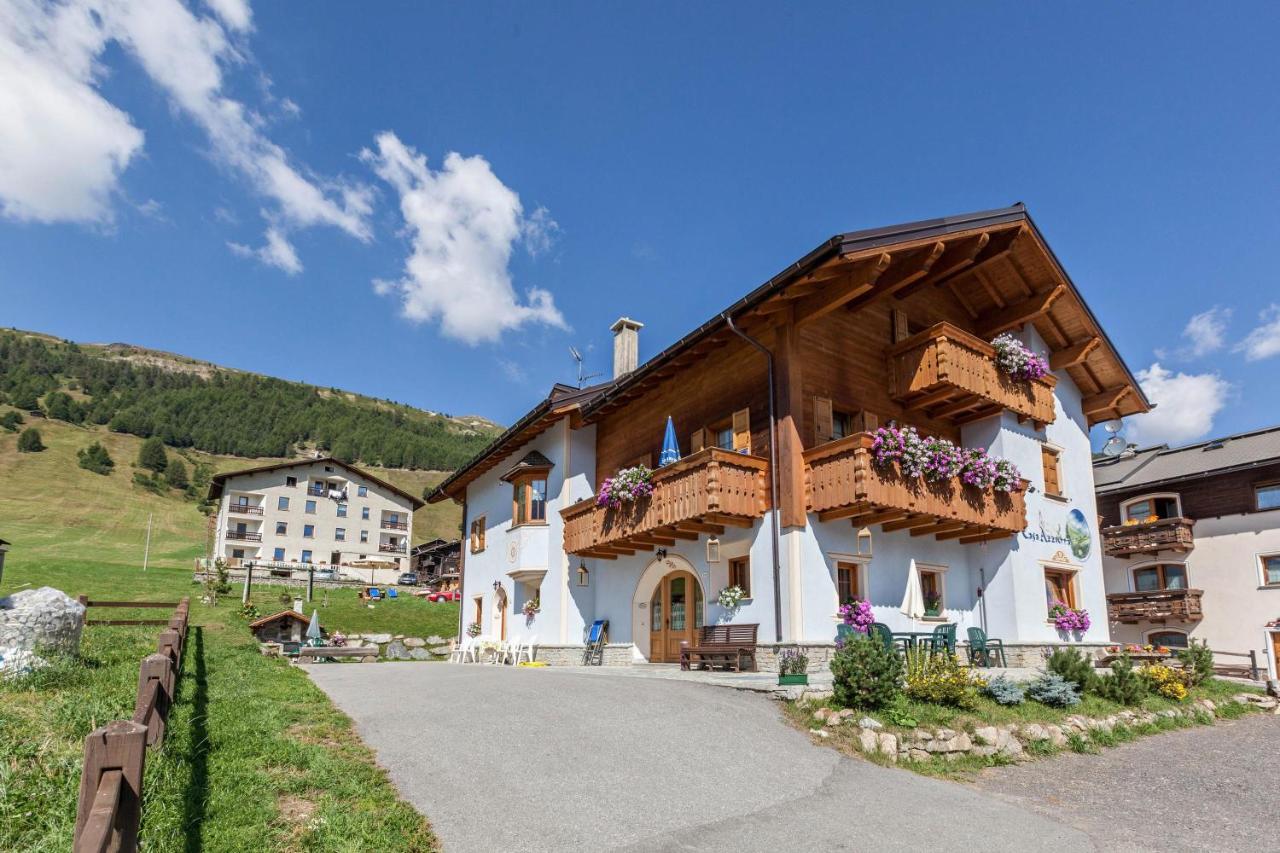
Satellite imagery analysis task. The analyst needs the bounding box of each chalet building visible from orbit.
[411,538,462,589]
[1095,426,1280,678]
[430,205,1149,667]
[208,457,422,573]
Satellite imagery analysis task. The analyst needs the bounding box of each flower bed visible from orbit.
[870,425,1022,493]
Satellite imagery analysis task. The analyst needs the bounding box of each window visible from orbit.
[233,496,250,508]
[1132,564,1187,591]
[358,485,368,497]
[325,465,334,472]
[1123,495,1180,523]
[286,476,297,488]
[303,524,315,538]
[301,550,312,563]
[362,507,370,520]
[305,500,317,514]
[469,517,487,553]
[1262,554,1280,586]
[335,527,345,541]
[836,561,862,605]
[232,548,244,560]
[273,547,285,561]
[278,496,290,511]
[1257,483,1280,511]
[920,567,945,615]
[275,522,287,536]
[1146,630,1189,649]
[1041,445,1063,497]
[360,530,368,543]
[337,504,347,518]
[472,596,484,629]
[832,410,852,440]
[728,556,751,597]
[715,426,734,450]
[512,475,548,525]
[1044,568,1077,613]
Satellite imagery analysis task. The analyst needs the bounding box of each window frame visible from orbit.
[1041,443,1065,499]
[1121,492,1183,523]
[728,556,752,598]
[360,530,369,543]
[273,547,285,561]
[336,503,347,518]
[469,516,487,554]
[335,527,345,541]
[305,499,317,515]
[275,521,287,536]
[918,563,947,616]
[1255,481,1280,512]
[278,496,290,511]
[1145,629,1190,649]
[1260,553,1280,587]
[358,485,368,497]
[1043,566,1078,614]
[362,507,370,520]
[511,473,549,527]
[286,476,297,488]
[301,549,313,564]
[303,524,315,539]
[1131,562,1188,592]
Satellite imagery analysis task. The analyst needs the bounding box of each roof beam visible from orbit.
[881,514,938,533]
[674,521,725,535]
[1050,336,1101,371]
[791,253,892,325]
[959,529,1016,545]
[928,226,1026,293]
[843,244,946,313]
[975,285,1067,337]
[910,520,969,538]
[628,534,677,547]
[817,502,872,523]
[848,508,912,527]
[704,513,754,529]
[1082,385,1133,417]
[653,525,699,541]
[894,232,990,300]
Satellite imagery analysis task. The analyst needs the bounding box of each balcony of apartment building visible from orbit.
[307,476,350,500]
[378,528,408,554]
[380,510,409,532]
[1107,563,1203,624]
[1101,494,1194,558]
[804,433,1028,544]
[227,495,265,516]
[887,322,1057,429]
[562,447,769,558]
[225,528,264,542]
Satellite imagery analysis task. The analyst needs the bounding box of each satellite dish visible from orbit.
[1103,419,1124,434]
[1101,435,1126,457]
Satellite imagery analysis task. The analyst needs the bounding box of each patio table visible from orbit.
[891,631,937,649]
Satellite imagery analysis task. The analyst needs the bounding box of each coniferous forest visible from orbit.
[0,330,499,470]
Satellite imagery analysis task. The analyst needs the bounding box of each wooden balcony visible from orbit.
[1107,588,1204,623]
[229,504,263,516]
[562,448,768,558]
[804,433,1028,543]
[1101,517,1195,558]
[225,530,262,542]
[887,322,1057,427]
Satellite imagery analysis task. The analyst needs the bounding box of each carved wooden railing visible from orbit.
[1107,588,1204,623]
[562,448,768,556]
[1101,517,1195,558]
[887,322,1057,426]
[804,433,1028,540]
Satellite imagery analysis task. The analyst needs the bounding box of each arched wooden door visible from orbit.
[648,570,704,662]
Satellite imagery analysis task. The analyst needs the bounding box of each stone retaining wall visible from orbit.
[534,643,635,667]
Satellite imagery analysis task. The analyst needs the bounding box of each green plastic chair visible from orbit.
[870,622,909,655]
[966,626,1007,668]
[925,623,957,656]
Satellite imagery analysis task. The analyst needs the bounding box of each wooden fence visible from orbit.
[72,597,190,853]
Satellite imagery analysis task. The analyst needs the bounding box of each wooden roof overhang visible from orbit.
[580,204,1149,427]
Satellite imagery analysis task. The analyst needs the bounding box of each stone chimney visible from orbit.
[610,317,643,379]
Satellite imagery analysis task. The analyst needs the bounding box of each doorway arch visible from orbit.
[632,554,705,662]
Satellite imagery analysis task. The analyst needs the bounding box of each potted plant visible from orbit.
[924,593,942,617]
[717,585,746,609]
[778,648,809,686]
[466,621,482,638]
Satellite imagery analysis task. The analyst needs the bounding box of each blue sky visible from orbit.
[3,2,1278,447]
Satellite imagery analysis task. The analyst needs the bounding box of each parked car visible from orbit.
[313,569,338,581]
[427,590,461,603]
[397,572,420,586]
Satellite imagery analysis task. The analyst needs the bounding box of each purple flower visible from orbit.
[838,599,875,633]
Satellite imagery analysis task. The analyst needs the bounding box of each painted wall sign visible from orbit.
[1022,505,1093,560]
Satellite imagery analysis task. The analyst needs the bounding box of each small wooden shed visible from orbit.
[248,610,311,644]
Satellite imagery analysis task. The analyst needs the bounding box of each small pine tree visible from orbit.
[1046,647,1097,692]
[1094,654,1149,705]
[165,457,189,489]
[77,441,115,475]
[137,436,168,473]
[830,635,903,710]
[17,427,44,452]
[1176,639,1215,687]
[0,410,22,432]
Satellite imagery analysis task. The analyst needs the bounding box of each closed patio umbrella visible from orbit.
[659,416,681,466]
[306,609,322,644]
[901,559,925,633]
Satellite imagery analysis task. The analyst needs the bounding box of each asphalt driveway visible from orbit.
[308,664,1088,852]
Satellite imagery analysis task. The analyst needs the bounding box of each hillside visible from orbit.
[0,328,500,469]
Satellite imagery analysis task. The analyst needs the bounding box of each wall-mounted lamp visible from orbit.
[706,536,721,563]
[855,527,873,559]
[492,580,502,591]
[655,548,667,560]
[577,562,590,587]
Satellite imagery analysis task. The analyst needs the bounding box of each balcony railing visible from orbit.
[1107,588,1204,623]
[381,520,409,531]
[1101,517,1195,558]
[229,504,264,516]
[225,530,263,542]
[379,543,407,554]
[804,433,1028,543]
[561,447,768,557]
[887,322,1057,427]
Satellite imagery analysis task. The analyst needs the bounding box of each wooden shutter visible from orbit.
[854,410,879,434]
[690,428,706,453]
[731,408,751,453]
[814,396,834,444]
[892,309,910,343]
[1042,446,1061,496]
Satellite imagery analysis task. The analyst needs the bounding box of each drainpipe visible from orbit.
[723,313,783,643]
[458,499,469,642]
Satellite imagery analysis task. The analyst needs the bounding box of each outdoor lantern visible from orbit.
[655,548,667,560]
[706,536,721,563]
[577,562,589,587]
[492,579,502,591]
[856,527,873,558]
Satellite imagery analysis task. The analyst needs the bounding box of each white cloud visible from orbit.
[227,226,301,274]
[0,0,369,268]
[1124,362,1231,447]
[361,131,567,345]
[1236,304,1280,362]
[521,205,560,257]
[497,358,527,383]
[1158,306,1231,360]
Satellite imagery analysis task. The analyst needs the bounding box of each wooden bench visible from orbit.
[296,645,377,662]
[680,624,758,672]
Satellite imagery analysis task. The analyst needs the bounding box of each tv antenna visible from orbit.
[569,346,602,389]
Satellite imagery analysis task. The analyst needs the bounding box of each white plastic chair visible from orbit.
[449,635,478,663]
[503,639,525,666]
[513,635,536,666]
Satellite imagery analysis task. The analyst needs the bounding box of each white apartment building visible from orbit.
[208,457,422,573]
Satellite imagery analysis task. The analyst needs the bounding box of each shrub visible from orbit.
[903,648,984,709]
[16,427,44,452]
[1026,672,1081,707]
[132,471,167,495]
[1138,664,1190,701]
[137,436,168,473]
[1177,639,1214,686]
[983,674,1026,706]
[830,635,903,710]
[0,410,22,432]
[77,441,114,475]
[1046,647,1097,691]
[1093,654,1148,705]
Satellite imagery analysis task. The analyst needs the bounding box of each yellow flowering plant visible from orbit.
[1138,663,1189,701]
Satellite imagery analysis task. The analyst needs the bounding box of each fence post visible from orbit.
[1249,650,1259,681]
[133,654,173,747]
[74,720,147,853]
[78,594,89,608]
[157,628,180,671]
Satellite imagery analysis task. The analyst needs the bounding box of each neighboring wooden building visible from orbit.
[248,610,311,644]
[1095,425,1280,678]
[431,204,1149,666]
[411,538,461,589]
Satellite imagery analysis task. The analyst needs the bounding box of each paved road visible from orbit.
[971,712,1280,853]
[308,664,1088,853]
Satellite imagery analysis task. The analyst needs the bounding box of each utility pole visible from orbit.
[142,513,153,573]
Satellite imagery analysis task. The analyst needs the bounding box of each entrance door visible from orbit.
[648,570,703,662]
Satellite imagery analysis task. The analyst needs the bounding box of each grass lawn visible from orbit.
[1,557,444,851]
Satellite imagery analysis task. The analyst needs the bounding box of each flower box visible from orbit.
[778,673,809,686]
